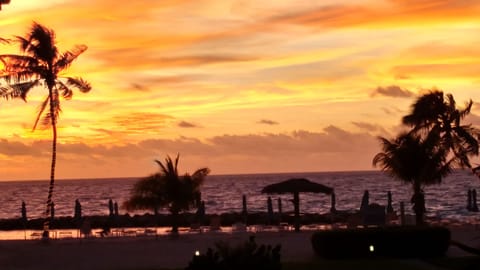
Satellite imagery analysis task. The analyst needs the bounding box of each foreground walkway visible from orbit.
[0,228,478,270]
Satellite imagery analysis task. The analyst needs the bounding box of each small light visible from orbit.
[369,245,374,252]
[195,250,200,256]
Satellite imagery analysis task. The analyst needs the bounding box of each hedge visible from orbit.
[311,226,450,259]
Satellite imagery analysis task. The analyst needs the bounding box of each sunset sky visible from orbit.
[1,0,480,181]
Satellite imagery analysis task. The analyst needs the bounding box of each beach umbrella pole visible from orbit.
[293,192,300,232]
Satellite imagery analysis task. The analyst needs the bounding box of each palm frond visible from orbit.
[56,81,73,99]
[0,80,40,101]
[33,95,50,131]
[0,37,10,44]
[39,91,61,129]
[65,77,91,93]
[23,22,58,63]
[54,45,87,72]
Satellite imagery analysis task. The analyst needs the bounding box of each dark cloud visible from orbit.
[0,126,384,178]
[0,139,42,156]
[178,121,199,128]
[371,85,414,98]
[351,121,377,131]
[257,119,279,125]
[351,121,390,135]
[130,83,149,92]
[465,113,480,126]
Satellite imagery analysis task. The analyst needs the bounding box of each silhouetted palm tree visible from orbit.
[403,91,480,169]
[0,22,91,238]
[124,154,210,233]
[373,132,452,225]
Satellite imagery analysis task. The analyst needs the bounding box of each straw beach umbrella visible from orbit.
[360,190,369,212]
[267,196,274,225]
[277,198,282,222]
[387,191,394,213]
[74,199,82,220]
[330,191,336,213]
[21,201,27,223]
[242,194,248,224]
[108,199,114,217]
[114,201,119,216]
[262,178,333,232]
[21,201,27,240]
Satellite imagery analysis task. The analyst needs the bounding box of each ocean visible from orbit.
[0,170,479,224]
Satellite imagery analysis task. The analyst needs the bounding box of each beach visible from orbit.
[0,226,479,270]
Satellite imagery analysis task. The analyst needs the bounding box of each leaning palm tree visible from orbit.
[373,131,453,225]
[403,91,480,169]
[0,22,91,238]
[124,154,210,233]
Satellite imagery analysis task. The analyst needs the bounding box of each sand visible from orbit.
[0,227,478,270]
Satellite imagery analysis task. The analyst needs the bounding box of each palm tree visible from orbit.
[124,154,210,233]
[403,91,480,169]
[0,22,91,238]
[373,131,452,225]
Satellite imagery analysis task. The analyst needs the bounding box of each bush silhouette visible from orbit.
[186,236,281,270]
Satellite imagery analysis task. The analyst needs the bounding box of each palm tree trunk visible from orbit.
[42,90,57,239]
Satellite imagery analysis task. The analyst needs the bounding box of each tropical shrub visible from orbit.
[124,154,209,233]
[185,236,281,270]
[311,226,450,259]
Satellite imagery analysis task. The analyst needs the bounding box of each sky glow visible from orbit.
[1,0,480,180]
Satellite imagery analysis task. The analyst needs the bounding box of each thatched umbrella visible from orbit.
[277,198,282,222]
[242,194,248,224]
[108,199,114,217]
[267,196,274,224]
[360,190,369,212]
[114,201,119,216]
[74,199,82,220]
[386,191,394,213]
[21,201,27,240]
[261,178,333,232]
[330,190,336,213]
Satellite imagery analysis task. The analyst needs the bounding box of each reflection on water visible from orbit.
[0,170,479,228]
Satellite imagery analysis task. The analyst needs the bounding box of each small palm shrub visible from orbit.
[185,236,281,270]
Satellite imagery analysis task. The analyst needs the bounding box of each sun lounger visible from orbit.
[209,216,222,231]
[231,222,247,232]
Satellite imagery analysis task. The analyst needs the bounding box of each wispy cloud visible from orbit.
[257,119,279,125]
[178,121,200,128]
[371,85,415,98]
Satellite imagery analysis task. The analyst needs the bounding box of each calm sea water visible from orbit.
[0,170,479,223]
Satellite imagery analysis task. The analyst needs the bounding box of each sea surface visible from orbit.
[1,170,480,224]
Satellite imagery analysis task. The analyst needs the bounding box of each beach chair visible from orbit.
[209,215,222,231]
[362,203,386,227]
[189,222,202,233]
[80,220,92,238]
[231,222,247,232]
[346,213,363,228]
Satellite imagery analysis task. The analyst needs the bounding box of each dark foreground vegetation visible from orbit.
[311,226,451,259]
[186,236,281,270]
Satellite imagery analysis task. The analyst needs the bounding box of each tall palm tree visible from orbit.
[0,22,91,238]
[373,131,452,225]
[124,154,210,233]
[403,91,480,169]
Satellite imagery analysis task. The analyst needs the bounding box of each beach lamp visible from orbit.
[369,245,375,252]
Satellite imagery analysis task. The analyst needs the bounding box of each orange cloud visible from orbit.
[391,63,480,79]
[265,0,480,29]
